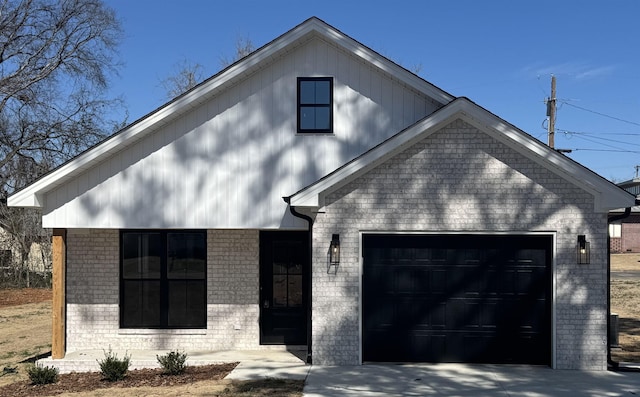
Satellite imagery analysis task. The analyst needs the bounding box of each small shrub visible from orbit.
[157,350,188,375]
[97,349,131,381]
[27,364,59,385]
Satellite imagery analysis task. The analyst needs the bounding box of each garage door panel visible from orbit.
[462,334,494,361]
[363,234,551,364]
[431,269,446,293]
[412,334,447,361]
[464,302,482,328]
[481,301,499,329]
[430,302,447,328]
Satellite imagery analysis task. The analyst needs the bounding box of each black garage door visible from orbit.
[363,234,551,364]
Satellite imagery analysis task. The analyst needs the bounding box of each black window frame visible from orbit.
[119,230,207,329]
[297,77,333,134]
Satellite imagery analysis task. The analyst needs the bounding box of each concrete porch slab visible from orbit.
[37,348,309,380]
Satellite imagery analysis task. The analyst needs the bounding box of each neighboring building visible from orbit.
[610,178,640,253]
[617,178,640,197]
[0,226,50,276]
[7,17,635,370]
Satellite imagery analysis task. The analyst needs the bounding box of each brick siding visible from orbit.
[64,119,610,369]
[311,119,607,369]
[66,229,268,352]
[622,224,640,252]
[610,237,622,253]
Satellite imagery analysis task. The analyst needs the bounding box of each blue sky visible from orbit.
[103,0,640,182]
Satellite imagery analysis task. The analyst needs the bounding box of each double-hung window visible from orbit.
[297,77,333,133]
[120,231,206,329]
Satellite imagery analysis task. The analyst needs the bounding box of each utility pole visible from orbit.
[547,75,557,148]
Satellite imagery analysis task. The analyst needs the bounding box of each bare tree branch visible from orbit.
[159,35,256,100]
[0,0,124,286]
[159,58,205,100]
[219,35,255,69]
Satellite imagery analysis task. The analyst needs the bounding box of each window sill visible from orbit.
[118,329,207,336]
[295,132,335,136]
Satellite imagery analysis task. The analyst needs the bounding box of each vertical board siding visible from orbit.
[43,37,444,229]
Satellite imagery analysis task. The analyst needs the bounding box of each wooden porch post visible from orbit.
[52,229,66,359]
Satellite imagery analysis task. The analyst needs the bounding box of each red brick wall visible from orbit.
[610,237,622,253]
[622,223,640,252]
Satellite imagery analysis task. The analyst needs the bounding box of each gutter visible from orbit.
[283,197,314,364]
[607,205,635,370]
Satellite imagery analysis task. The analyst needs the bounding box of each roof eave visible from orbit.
[288,99,468,208]
[8,17,454,209]
[288,98,636,213]
[7,191,42,208]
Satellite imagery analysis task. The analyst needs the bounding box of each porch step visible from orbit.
[37,349,306,375]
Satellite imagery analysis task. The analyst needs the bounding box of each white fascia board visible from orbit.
[7,19,321,209]
[7,113,164,208]
[7,18,453,209]
[455,101,636,212]
[290,98,636,212]
[7,191,42,208]
[289,100,467,208]
[319,21,454,105]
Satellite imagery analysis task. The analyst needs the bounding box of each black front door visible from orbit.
[260,231,309,345]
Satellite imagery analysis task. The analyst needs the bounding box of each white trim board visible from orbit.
[288,98,634,213]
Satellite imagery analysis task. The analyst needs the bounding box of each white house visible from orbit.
[8,17,635,370]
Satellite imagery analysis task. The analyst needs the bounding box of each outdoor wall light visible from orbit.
[577,235,590,264]
[328,234,340,273]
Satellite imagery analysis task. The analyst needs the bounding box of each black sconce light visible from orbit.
[328,234,340,273]
[577,235,590,264]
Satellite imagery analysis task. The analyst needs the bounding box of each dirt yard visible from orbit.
[611,253,640,363]
[0,288,303,396]
[1,257,639,394]
[0,289,52,388]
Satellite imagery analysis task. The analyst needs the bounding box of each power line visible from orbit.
[560,101,640,127]
[538,79,640,158]
[557,129,640,136]
[558,131,640,147]
[559,133,640,153]
[570,148,640,154]
[570,133,630,152]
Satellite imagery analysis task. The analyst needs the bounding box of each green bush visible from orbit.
[27,364,59,385]
[97,349,131,381]
[156,350,188,375]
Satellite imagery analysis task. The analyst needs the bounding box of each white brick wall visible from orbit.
[64,119,609,369]
[311,119,607,369]
[66,229,265,352]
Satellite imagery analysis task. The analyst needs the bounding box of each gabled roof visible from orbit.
[287,97,636,213]
[8,17,455,208]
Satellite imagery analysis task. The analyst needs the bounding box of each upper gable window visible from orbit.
[297,77,333,134]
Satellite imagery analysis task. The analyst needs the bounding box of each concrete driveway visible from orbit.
[303,364,640,396]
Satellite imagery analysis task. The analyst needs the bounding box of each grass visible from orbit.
[0,292,304,396]
[0,352,16,360]
[0,301,51,388]
[610,254,640,363]
[0,257,638,393]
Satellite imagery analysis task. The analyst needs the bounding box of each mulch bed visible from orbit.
[0,362,238,397]
[0,288,52,307]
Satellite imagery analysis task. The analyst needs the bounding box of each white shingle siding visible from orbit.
[66,229,265,352]
[311,119,607,370]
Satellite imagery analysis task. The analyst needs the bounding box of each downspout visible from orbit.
[283,197,314,364]
[607,205,633,370]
